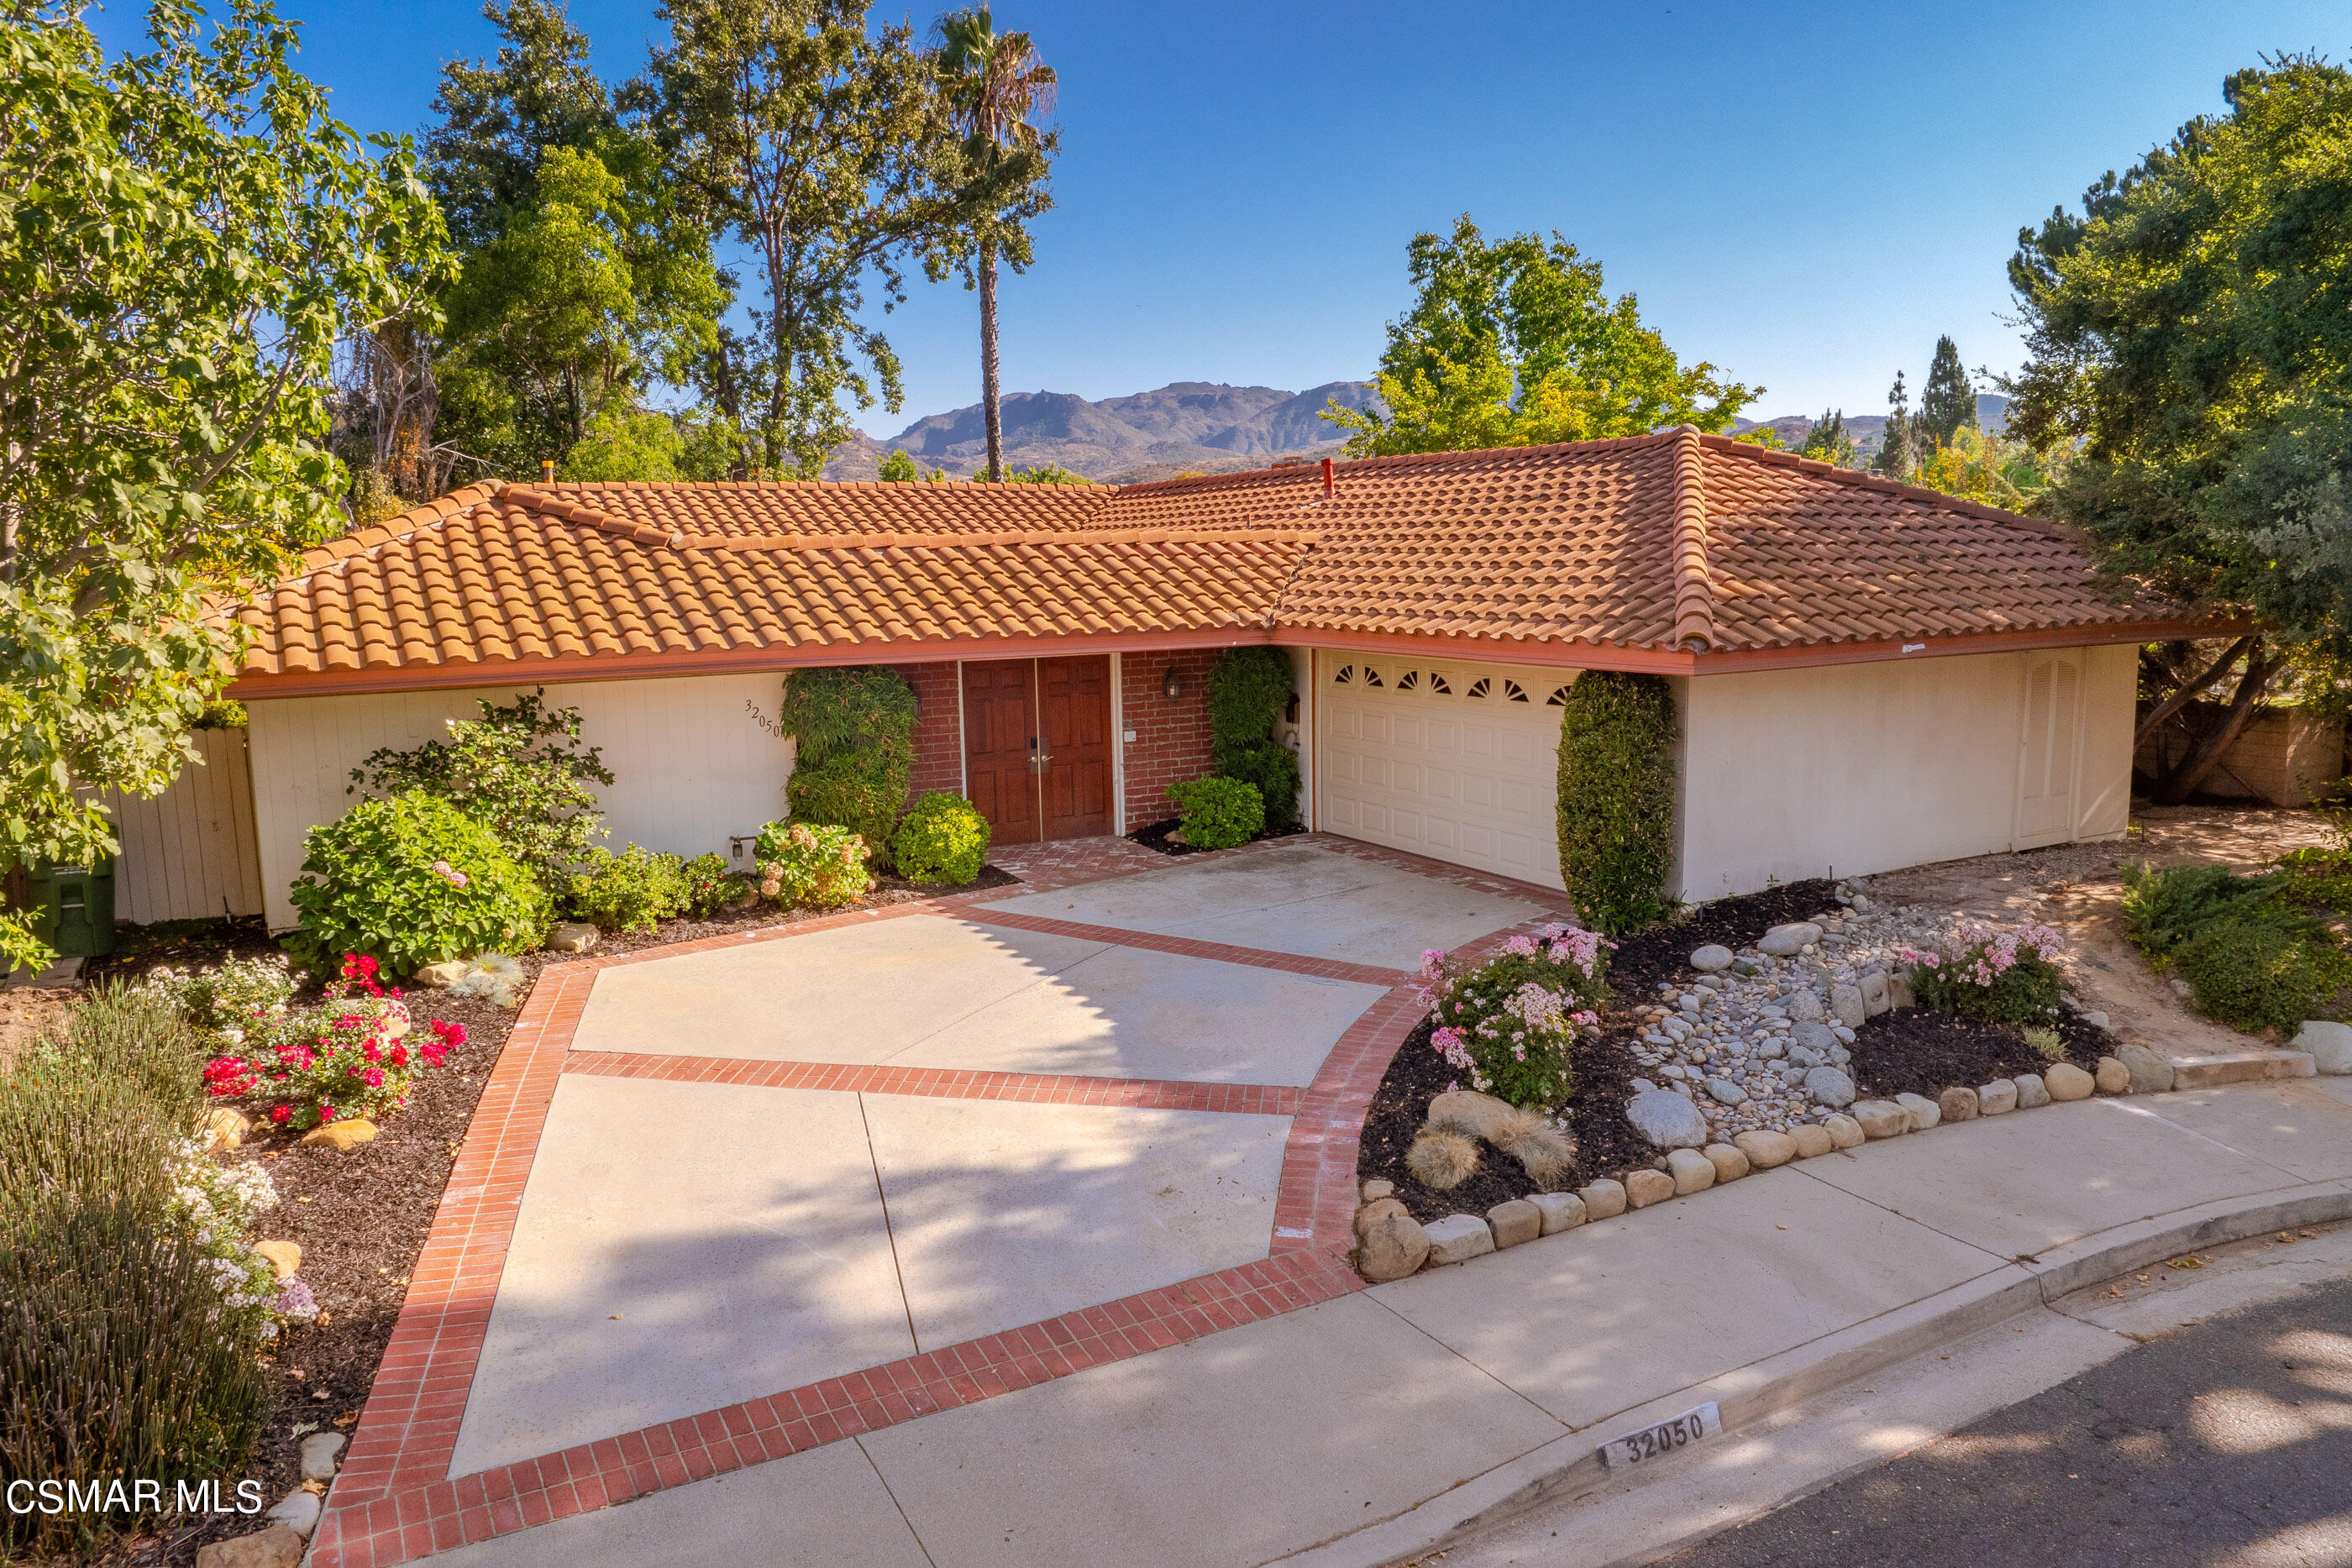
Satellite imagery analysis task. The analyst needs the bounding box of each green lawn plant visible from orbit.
[1206,647,1301,831]
[1555,671,1677,935]
[0,989,273,1557]
[891,792,991,885]
[350,689,613,897]
[754,821,874,908]
[780,666,917,868]
[569,845,690,934]
[286,793,553,978]
[1168,776,1263,851]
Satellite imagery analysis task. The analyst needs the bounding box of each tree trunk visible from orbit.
[2134,634,2255,753]
[979,233,1003,484]
[2152,642,2274,805]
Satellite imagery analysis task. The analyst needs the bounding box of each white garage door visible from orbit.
[1315,653,1575,890]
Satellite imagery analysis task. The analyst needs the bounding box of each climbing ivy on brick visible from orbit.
[1555,671,1677,934]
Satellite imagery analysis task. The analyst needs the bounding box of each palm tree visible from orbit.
[933,9,1056,485]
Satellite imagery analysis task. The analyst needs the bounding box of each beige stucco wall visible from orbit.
[1673,642,2136,901]
[246,672,797,930]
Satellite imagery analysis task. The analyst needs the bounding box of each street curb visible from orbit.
[1272,1178,2352,1568]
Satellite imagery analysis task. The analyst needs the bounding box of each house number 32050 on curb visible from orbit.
[1598,1402,1721,1469]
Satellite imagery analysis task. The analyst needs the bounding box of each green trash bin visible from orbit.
[26,855,118,958]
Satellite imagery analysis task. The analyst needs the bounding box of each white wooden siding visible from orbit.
[245,674,800,930]
[100,726,268,924]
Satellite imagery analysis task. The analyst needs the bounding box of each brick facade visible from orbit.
[1119,650,1220,831]
[900,661,964,803]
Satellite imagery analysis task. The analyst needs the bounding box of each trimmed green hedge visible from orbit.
[893,792,991,885]
[1206,648,1299,830]
[286,793,553,977]
[781,667,917,868]
[1169,776,1264,850]
[1554,671,1677,935]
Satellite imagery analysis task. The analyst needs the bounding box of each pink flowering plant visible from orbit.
[753,821,874,909]
[201,954,467,1131]
[1418,924,1610,1109]
[1900,921,2068,1025]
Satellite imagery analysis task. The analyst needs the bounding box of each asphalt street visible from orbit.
[1655,1271,2352,1568]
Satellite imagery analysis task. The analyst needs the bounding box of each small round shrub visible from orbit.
[1901,922,2068,1024]
[892,792,991,885]
[1419,926,1609,1109]
[753,821,874,908]
[286,793,552,978]
[1168,776,1263,850]
[569,845,690,934]
[680,852,735,917]
[2176,916,2351,1034]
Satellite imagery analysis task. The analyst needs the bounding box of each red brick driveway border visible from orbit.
[312,834,1578,1568]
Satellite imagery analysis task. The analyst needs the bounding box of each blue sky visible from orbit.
[94,0,2346,438]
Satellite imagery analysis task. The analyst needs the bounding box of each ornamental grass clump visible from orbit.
[286,792,552,978]
[1418,925,1609,1109]
[892,792,991,885]
[754,821,874,908]
[0,991,270,1558]
[1900,922,2068,1025]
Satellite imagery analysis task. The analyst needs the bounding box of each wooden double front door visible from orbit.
[962,656,1115,843]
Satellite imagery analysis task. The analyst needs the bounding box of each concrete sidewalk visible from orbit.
[412,1073,2352,1568]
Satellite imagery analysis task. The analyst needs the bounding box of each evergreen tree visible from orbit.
[1919,334,1977,447]
[1799,407,1856,467]
[1873,372,1919,480]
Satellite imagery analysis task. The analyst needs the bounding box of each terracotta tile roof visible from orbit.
[227,435,2182,685]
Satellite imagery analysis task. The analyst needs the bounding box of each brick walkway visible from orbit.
[310,834,1565,1568]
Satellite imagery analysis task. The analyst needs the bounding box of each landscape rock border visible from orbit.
[1351,1051,2154,1282]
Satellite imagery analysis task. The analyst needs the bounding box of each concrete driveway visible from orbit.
[441,839,1551,1481]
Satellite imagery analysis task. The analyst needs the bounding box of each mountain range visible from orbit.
[1731,394,2010,457]
[823,380,1378,483]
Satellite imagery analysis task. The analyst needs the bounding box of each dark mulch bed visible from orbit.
[1127,816,1309,857]
[1849,1004,2110,1099]
[84,863,1022,1567]
[1357,879,1840,1225]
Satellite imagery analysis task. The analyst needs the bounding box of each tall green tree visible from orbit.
[420,0,723,481]
[2006,54,2352,800]
[645,0,1001,479]
[0,0,449,969]
[931,8,1056,485]
[1919,334,1977,447]
[1800,408,1856,467]
[1872,370,1921,481]
[1325,216,1759,456]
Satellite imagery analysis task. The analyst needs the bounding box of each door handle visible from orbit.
[1030,737,1051,774]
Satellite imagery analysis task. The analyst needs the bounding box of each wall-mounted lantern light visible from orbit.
[1163,665,1184,700]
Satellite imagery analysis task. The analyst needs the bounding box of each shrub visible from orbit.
[680,852,735,917]
[753,821,874,908]
[0,991,269,1557]
[1555,671,1677,936]
[780,667,916,868]
[1168,775,1263,850]
[350,688,613,895]
[216,954,464,1131]
[1417,926,1609,1109]
[569,845,689,934]
[133,951,297,1046]
[892,792,991,885]
[2175,918,2352,1034]
[2118,862,2299,962]
[1207,648,1300,829]
[286,793,553,978]
[1902,922,2069,1024]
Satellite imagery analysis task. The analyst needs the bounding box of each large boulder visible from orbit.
[1977,1078,2019,1115]
[2014,1072,2052,1109]
[1578,1178,1628,1219]
[1357,1212,1432,1281]
[1625,1088,1709,1150]
[2045,1062,2097,1101]
[1624,1168,1677,1209]
[1733,1129,1798,1169]
[1830,983,1868,1029]
[1487,1198,1542,1248]
[1667,1148,1718,1194]
[1424,1214,1497,1265]
[2294,1020,2352,1075]
[1803,1067,1856,1108]
[1938,1086,1980,1123]
[1690,944,1735,973]
[1851,1099,1908,1139]
[2118,1043,2176,1094]
[1758,922,1823,957]
[2095,1056,2132,1094]
[1895,1092,1942,1131]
